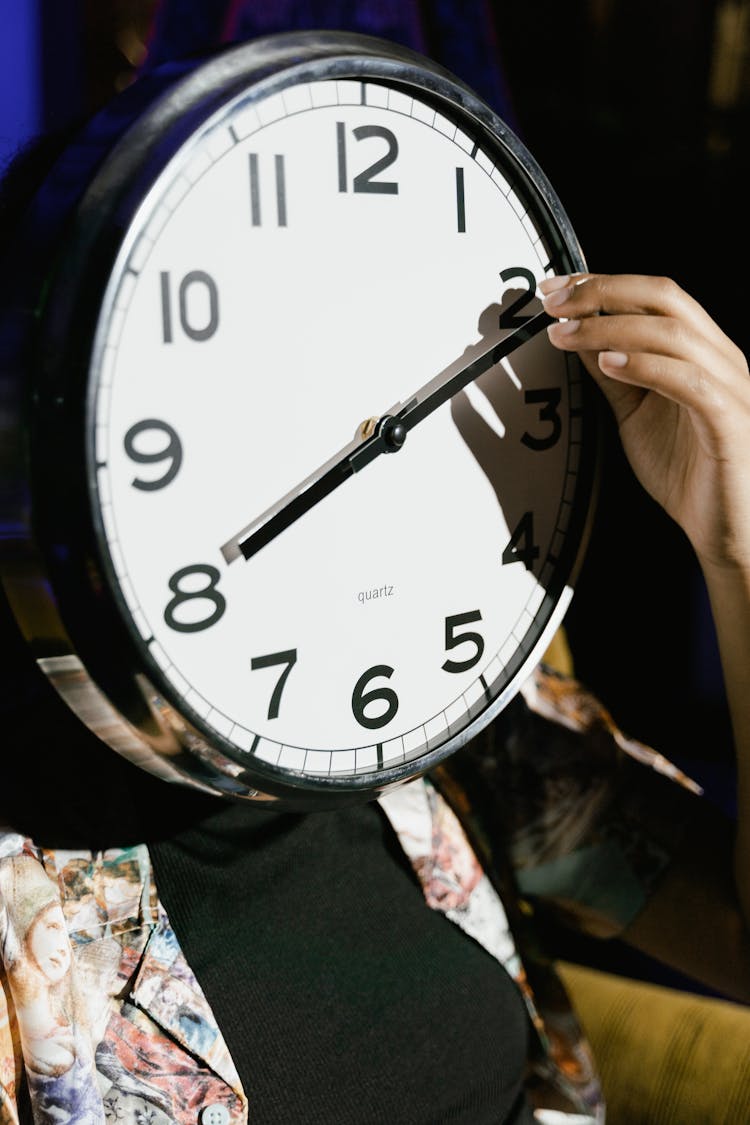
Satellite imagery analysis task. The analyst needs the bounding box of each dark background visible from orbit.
[0,0,744,802]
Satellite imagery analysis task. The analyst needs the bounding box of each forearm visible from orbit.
[700,558,750,928]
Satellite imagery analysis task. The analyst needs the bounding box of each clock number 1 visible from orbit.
[160,270,219,342]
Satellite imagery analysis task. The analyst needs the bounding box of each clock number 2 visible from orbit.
[352,665,399,729]
[337,123,399,194]
[250,649,298,720]
[160,270,219,343]
[163,565,226,632]
[498,266,536,328]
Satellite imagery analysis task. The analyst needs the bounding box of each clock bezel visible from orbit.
[0,32,597,807]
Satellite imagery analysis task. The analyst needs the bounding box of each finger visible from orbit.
[540,273,743,368]
[546,312,735,390]
[590,348,750,431]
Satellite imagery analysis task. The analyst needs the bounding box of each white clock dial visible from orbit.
[76,59,592,793]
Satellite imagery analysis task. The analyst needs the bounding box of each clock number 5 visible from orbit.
[442,611,485,673]
[250,649,298,720]
[337,123,399,194]
[352,665,399,729]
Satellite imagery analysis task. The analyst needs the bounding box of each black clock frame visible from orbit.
[0,31,598,807]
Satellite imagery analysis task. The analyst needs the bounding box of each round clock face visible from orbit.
[48,44,593,800]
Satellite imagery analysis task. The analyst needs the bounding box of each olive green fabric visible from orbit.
[558,962,750,1123]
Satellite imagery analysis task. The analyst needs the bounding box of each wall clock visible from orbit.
[0,32,596,806]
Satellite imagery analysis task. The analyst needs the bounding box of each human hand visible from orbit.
[540,273,750,574]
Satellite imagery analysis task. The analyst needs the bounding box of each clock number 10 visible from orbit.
[160,270,219,343]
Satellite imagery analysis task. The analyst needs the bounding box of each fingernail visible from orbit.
[539,275,570,294]
[548,318,580,338]
[542,286,572,309]
[599,350,628,369]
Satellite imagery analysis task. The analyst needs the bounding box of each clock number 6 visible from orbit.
[164,565,226,632]
[442,611,485,673]
[352,665,399,729]
[250,649,298,720]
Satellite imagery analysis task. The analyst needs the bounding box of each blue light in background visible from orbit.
[0,0,41,172]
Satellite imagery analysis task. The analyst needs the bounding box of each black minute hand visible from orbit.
[220,308,552,564]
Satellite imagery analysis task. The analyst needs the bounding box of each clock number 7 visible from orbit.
[251,649,298,720]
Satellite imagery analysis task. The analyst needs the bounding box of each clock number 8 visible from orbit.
[352,665,399,729]
[164,565,226,633]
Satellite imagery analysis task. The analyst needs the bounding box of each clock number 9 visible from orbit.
[124,419,183,490]
[352,665,399,729]
[164,565,226,632]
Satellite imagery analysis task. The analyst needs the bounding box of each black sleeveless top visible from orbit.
[150,796,534,1124]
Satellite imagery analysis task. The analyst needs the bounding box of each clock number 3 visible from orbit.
[164,565,226,632]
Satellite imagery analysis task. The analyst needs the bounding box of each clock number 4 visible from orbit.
[337,123,399,194]
[160,270,219,343]
[502,512,540,571]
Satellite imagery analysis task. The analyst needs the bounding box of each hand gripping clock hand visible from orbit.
[220,308,553,563]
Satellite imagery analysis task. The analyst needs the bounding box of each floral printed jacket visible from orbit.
[0,667,700,1125]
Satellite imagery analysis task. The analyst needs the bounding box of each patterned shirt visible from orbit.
[0,666,700,1124]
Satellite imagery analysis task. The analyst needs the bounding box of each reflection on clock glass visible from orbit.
[90,76,583,778]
